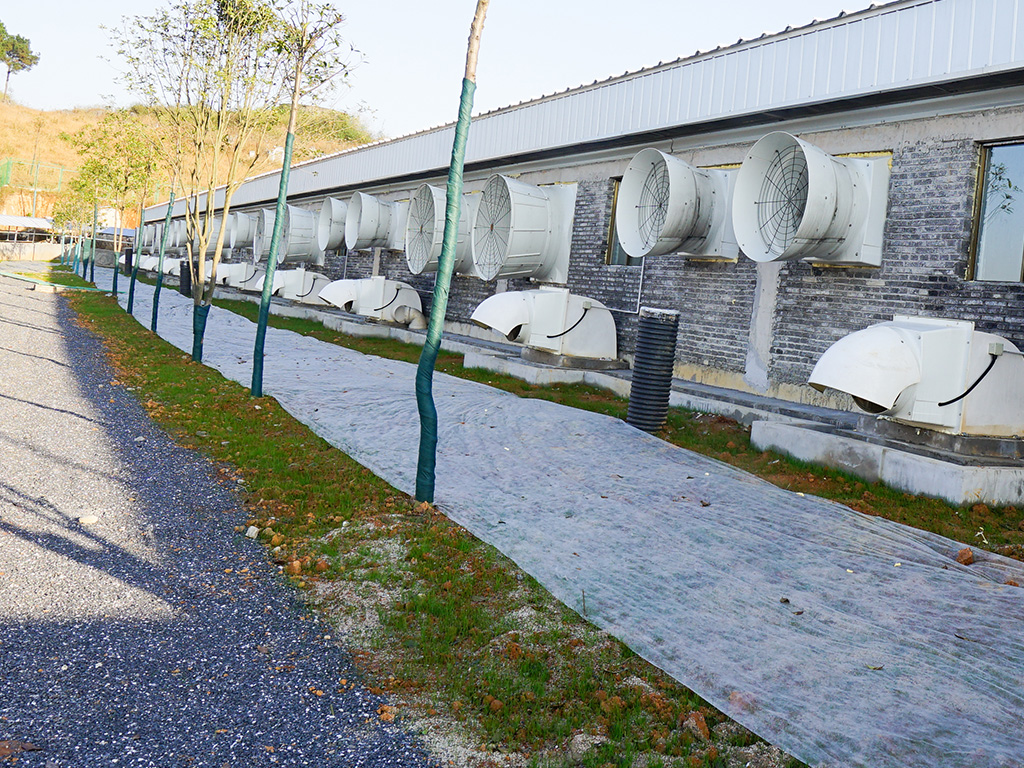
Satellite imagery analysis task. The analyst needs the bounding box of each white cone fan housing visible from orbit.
[197,216,229,256]
[472,175,571,282]
[808,316,1024,435]
[472,288,617,360]
[404,184,477,275]
[226,264,262,290]
[317,197,347,252]
[319,276,422,324]
[733,132,890,266]
[345,192,392,251]
[319,279,361,312]
[616,148,716,258]
[470,291,532,342]
[253,209,276,260]
[281,205,321,264]
[283,271,331,305]
[230,213,258,250]
[809,324,924,414]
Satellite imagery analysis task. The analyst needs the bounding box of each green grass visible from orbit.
[67,286,810,766]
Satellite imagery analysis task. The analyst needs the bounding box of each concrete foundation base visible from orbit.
[751,420,1024,506]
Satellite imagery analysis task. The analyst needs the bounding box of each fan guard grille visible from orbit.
[406,186,436,273]
[474,176,512,279]
[755,145,809,256]
[636,159,670,250]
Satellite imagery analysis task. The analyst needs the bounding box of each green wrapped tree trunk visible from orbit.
[414,0,489,503]
[151,191,176,332]
[250,131,294,397]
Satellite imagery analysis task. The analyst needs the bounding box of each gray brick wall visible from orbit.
[769,137,1024,385]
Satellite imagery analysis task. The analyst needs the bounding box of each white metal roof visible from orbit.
[150,0,1024,219]
[0,214,53,230]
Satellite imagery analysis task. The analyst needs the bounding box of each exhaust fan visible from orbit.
[345,192,393,251]
[281,205,323,265]
[253,209,276,260]
[471,175,576,283]
[809,316,1024,436]
[733,132,890,267]
[230,212,258,251]
[616,148,737,260]
[225,264,262,291]
[196,216,230,258]
[319,276,424,325]
[317,197,347,252]
[404,184,479,275]
[279,268,331,305]
[471,287,617,360]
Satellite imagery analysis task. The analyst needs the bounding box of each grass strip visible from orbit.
[69,286,807,767]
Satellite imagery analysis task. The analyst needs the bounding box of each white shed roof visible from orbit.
[0,215,53,230]
[149,0,1024,219]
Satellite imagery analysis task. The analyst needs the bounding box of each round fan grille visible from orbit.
[406,186,436,273]
[636,159,670,250]
[473,176,512,280]
[755,145,808,256]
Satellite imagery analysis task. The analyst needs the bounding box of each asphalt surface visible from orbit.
[0,265,438,766]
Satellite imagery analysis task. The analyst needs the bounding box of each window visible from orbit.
[606,179,642,266]
[973,143,1024,282]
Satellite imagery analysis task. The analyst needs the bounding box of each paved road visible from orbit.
[0,265,437,766]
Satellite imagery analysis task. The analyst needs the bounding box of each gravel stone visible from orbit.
[0,267,438,766]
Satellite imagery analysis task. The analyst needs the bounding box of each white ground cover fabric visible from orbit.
[102,270,1024,768]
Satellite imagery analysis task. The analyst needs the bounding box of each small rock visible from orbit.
[270,534,285,547]
[1005,579,1020,587]
[567,732,608,759]
[956,548,974,565]
[79,515,99,526]
[314,559,329,572]
[245,526,259,539]
[285,560,302,575]
[679,710,710,740]
[134,436,145,442]
[488,698,504,712]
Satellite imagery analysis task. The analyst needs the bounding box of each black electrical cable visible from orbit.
[373,287,401,312]
[546,306,590,339]
[937,353,999,407]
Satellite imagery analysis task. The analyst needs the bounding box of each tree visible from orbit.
[414,0,490,502]
[63,111,157,252]
[251,0,356,396]
[115,0,297,362]
[1,27,39,100]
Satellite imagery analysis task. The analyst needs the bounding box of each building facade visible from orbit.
[147,0,1024,412]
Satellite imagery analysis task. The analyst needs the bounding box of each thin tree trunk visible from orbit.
[414,0,490,503]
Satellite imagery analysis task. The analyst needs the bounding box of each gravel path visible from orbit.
[0,266,438,766]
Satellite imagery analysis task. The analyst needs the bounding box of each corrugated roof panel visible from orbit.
[149,0,1024,219]
[993,0,1017,61]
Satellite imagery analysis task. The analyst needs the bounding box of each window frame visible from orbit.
[606,178,642,267]
[969,139,1024,283]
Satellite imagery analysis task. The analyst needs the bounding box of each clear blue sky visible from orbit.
[3,0,859,140]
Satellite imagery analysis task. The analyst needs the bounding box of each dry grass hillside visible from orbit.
[0,100,376,221]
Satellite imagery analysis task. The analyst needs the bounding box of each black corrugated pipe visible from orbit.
[626,307,680,433]
[178,259,192,297]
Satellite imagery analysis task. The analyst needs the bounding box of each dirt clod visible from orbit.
[956,548,974,565]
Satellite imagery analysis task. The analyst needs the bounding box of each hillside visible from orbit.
[0,101,376,222]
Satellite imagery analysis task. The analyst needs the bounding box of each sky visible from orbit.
[2,0,860,141]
